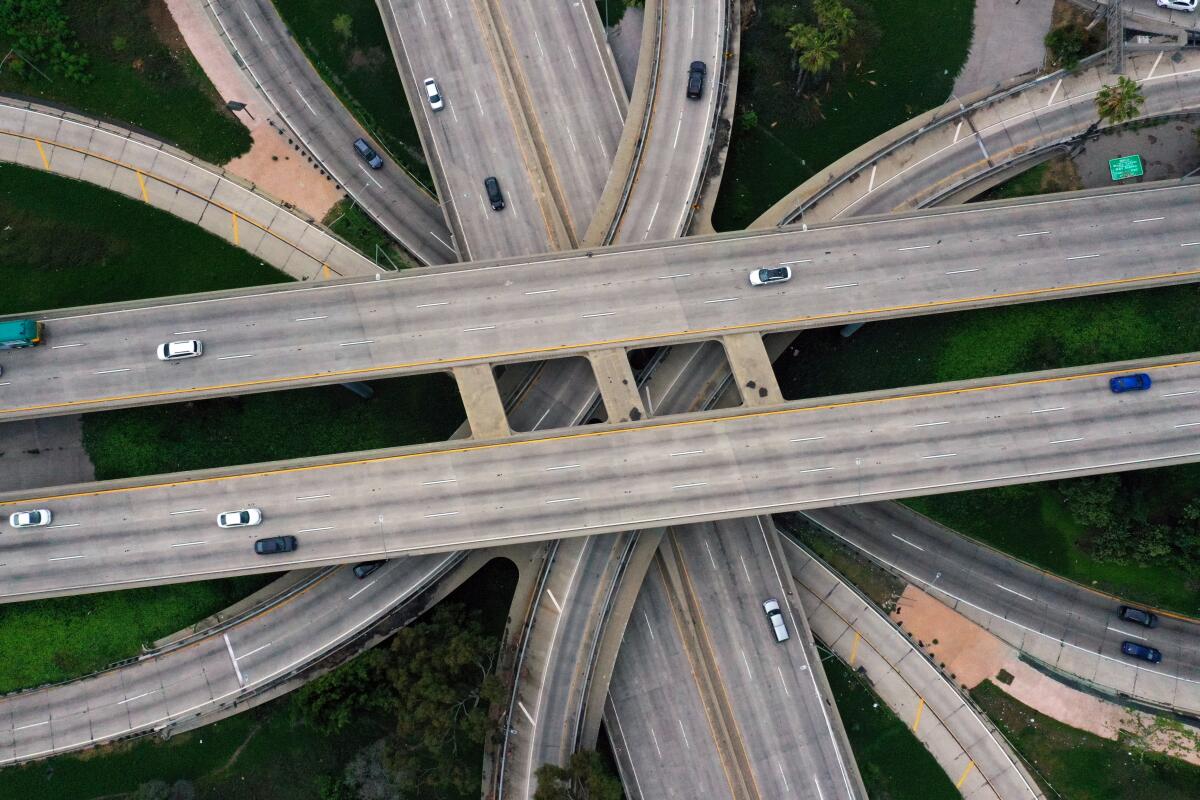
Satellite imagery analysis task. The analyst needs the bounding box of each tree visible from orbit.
[813,0,856,46]
[534,750,624,800]
[383,604,505,797]
[0,0,91,82]
[1095,75,1145,126]
[293,648,394,735]
[332,13,353,42]
[738,109,759,131]
[788,24,838,75]
[1044,25,1085,70]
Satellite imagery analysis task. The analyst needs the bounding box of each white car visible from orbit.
[1157,0,1196,11]
[217,508,263,528]
[762,598,791,643]
[748,265,792,286]
[157,339,203,361]
[9,509,52,528]
[424,78,444,111]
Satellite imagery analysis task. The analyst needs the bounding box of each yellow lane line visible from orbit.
[6,267,1200,417]
[232,212,240,246]
[848,631,861,665]
[33,138,49,169]
[912,697,926,732]
[3,130,335,273]
[5,356,1197,507]
[956,759,975,788]
[135,170,148,202]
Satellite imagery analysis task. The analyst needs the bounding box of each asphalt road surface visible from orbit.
[804,502,1200,699]
[4,353,1199,600]
[6,181,1200,421]
[212,0,455,264]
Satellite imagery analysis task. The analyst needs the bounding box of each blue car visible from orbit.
[1121,641,1162,663]
[1109,373,1152,393]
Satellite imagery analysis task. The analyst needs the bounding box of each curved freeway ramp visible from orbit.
[0,98,380,281]
[755,47,1200,226]
[0,553,465,766]
[783,538,1046,800]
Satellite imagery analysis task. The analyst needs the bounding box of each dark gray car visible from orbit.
[353,137,384,169]
[254,535,297,555]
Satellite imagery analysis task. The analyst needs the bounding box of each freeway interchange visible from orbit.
[4,181,1200,420]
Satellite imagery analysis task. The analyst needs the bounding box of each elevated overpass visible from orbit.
[4,180,1199,421]
[756,47,1200,226]
[3,352,1199,600]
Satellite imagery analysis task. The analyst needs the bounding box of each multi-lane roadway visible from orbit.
[6,181,1200,421]
[5,353,1200,600]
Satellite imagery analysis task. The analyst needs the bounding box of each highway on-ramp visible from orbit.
[3,353,1200,601]
[5,181,1200,421]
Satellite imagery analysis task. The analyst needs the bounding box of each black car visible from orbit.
[1121,641,1162,663]
[254,535,297,555]
[353,560,386,579]
[686,61,706,99]
[484,176,505,211]
[1118,605,1158,628]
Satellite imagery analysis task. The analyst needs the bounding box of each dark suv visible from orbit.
[686,61,706,99]
[1118,605,1158,628]
[484,176,505,211]
[254,535,297,555]
[353,137,384,169]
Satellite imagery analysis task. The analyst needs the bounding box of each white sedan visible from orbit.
[157,339,204,361]
[1157,0,1196,11]
[217,508,263,528]
[748,265,792,286]
[9,509,52,528]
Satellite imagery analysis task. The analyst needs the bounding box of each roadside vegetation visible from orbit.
[323,198,415,270]
[973,680,1200,799]
[713,0,973,229]
[0,559,518,800]
[272,0,432,188]
[1043,0,1104,71]
[824,655,959,799]
[975,155,1081,201]
[0,577,274,694]
[0,0,250,163]
[0,164,285,313]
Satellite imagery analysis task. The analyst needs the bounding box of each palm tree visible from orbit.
[813,0,856,46]
[1094,75,1145,126]
[788,23,839,91]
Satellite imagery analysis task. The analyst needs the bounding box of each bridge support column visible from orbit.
[452,364,510,439]
[586,349,646,423]
[720,333,783,407]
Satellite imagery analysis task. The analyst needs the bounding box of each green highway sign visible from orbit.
[1108,154,1144,181]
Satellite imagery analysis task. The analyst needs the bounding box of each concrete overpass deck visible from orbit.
[4,180,1199,421]
[3,352,1199,600]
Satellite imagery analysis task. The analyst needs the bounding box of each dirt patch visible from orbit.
[1039,154,1083,192]
[890,585,1009,689]
[145,0,188,54]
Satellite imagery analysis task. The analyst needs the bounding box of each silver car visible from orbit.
[762,598,791,642]
[1157,0,1196,11]
[217,508,263,528]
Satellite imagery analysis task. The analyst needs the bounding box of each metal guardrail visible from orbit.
[494,540,560,800]
[680,0,736,235]
[601,0,665,245]
[781,528,1057,799]
[775,52,1112,226]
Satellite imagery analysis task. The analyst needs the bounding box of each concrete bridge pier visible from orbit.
[452,364,511,439]
[721,333,784,406]
[587,349,647,422]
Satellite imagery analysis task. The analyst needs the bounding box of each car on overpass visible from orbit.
[157,339,203,361]
[1157,0,1197,11]
[9,509,52,528]
[353,137,384,169]
[1109,373,1152,393]
[424,78,444,111]
[686,61,706,99]
[1119,605,1158,627]
[254,535,297,555]
[749,265,792,286]
[762,599,790,642]
[217,509,263,528]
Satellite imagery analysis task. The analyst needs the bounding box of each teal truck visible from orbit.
[0,319,43,349]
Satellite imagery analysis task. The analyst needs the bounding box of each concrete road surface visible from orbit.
[211,0,455,264]
[673,518,860,798]
[4,353,1200,600]
[6,181,1200,421]
[805,502,1200,715]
